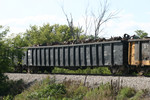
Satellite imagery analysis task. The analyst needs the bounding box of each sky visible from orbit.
[0,0,150,38]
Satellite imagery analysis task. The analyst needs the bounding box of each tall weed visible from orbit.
[84,83,113,100]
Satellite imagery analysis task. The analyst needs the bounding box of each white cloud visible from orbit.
[105,12,150,37]
[1,15,66,34]
[146,11,150,15]
[1,15,65,25]
[2,12,150,38]
[76,12,150,38]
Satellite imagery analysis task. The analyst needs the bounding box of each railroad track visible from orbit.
[5,73,150,90]
[7,72,150,77]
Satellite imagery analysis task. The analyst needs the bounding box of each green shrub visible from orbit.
[0,74,25,97]
[0,74,26,100]
[129,90,143,100]
[0,74,9,96]
[15,77,66,100]
[27,83,66,99]
[116,87,136,100]
[3,95,13,100]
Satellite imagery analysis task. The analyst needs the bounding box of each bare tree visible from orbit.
[77,23,83,40]
[83,4,92,36]
[83,0,118,39]
[60,0,118,40]
[91,0,118,39]
[61,6,75,39]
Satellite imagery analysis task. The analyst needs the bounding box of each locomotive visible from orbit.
[16,36,150,75]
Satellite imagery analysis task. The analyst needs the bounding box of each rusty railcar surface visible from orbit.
[22,40,128,68]
[128,39,150,66]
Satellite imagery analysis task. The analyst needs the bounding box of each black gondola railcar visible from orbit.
[21,40,128,73]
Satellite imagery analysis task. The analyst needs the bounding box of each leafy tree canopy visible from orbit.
[11,23,86,47]
[135,30,148,38]
[0,26,16,73]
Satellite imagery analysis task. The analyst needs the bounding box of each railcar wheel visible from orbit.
[32,67,39,73]
[109,66,118,75]
[40,67,45,73]
[19,66,23,73]
[136,67,146,76]
[109,66,128,75]
[14,65,23,73]
[27,66,32,73]
[121,66,131,75]
[23,66,28,73]
[46,67,54,73]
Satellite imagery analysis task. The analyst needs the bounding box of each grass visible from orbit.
[52,67,111,75]
[13,77,147,100]
[51,67,150,76]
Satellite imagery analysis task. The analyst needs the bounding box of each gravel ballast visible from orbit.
[5,73,150,90]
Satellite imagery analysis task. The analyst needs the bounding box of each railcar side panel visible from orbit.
[64,47,69,66]
[41,48,45,66]
[70,47,74,66]
[98,44,103,66]
[45,48,49,66]
[91,45,97,66]
[75,46,80,66]
[59,47,64,66]
[113,43,123,65]
[37,49,41,66]
[141,42,150,65]
[28,49,32,66]
[55,48,59,66]
[33,49,36,66]
[80,46,85,66]
[86,45,91,66]
[50,48,54,66]
[104,44,111,65]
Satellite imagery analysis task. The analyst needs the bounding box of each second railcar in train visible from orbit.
[128,39,150,74]
[21,40,128,73]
